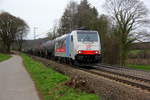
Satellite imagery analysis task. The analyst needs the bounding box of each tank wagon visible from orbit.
[28,29,102,65]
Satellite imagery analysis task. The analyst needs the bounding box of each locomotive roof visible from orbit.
[55,33,70,41]
[75,30,98,32]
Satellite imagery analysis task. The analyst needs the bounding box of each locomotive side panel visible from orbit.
[55,34,71,58]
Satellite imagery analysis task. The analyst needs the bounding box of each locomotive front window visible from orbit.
[77,32,98,42]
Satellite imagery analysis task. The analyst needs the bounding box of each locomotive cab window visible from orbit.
[77,32,98,42]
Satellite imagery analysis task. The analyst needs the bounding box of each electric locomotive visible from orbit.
[54,29,102,64]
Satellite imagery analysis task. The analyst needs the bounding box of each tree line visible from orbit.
[0,12,29,53]
[48,0,150,66]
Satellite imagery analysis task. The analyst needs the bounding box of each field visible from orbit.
[0,53,11,62]
[127,49,150,70]
[21,54,99,100]
[128,64,150,71]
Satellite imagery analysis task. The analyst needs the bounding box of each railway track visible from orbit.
[31,55,150,92]
[94,64,150,83]
[79,66,150,92]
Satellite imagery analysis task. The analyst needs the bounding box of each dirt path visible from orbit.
[0,55,40,100]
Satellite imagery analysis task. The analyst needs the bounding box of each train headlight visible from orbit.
[95,51,99,54]
[78,50,83,54]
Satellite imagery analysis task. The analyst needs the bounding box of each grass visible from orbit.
[129,50,143,55]
[129,49,150,55]
[0,53,11,62]
[21,54,100,100]
[128,64,150,71]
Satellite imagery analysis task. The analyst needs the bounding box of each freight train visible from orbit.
[27,29,102,65]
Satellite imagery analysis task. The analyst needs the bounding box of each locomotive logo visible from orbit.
[86,45,92,50]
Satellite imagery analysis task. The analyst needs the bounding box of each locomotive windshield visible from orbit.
[77,31,98,42]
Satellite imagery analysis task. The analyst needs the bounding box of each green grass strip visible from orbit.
[0,53,11,62]
[128,64,150,71]
[21,54,100,100]
[129,50,143,55]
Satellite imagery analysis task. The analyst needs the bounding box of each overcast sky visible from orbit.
[0,0,149,39]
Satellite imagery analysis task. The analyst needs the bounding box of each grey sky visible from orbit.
[0,0,149,39]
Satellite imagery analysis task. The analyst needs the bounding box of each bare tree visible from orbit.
[135,30,150,42]
[104,0,150,66]
[0,12,29,53]
[48,20,59,40]
[15,18,29,51]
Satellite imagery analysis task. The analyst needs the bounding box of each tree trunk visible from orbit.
[17,40,23,52]
[18,44,22,51]
[6,44,11,53]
